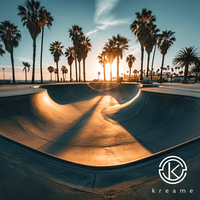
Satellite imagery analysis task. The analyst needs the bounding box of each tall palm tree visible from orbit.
[98,51,107,82]
[39,9,53,83]
[49,41,63,82]
[65,46,74,82]
[173,47,200,81]
[47,65,54,81]
[22,62,30,82]
[0,44,5,56]
[0,21,21,83]
[68,25,83,82]
[130,8,156,80]
[61,65,68,81]
[158,30,176,82]
[126,54,136,81]
[81,36,92,82]
[144,25,160,78]
[150,26,160,80]
[103,41,115,81]
[18,0,43,83]
[109,34,129,82]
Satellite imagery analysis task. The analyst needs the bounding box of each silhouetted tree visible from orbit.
[18,0,43,83]
[22,62,30,82]
[81,36,91,82]
[39,9,53,83]
[98,51,107,82]
[0,21,21,83]
[130,8,156,80]
[61,65,68,81]
[126,54,136,81]
[109,34,129,82]
[173,47,200,81]
[68,25,83,82]
[47,66,54,81]
[103,41,115,81]
[65,46,74,82]
[158,30,176,82]
[49,41,63,82]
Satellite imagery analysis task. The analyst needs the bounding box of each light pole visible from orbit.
[2,67,5,80]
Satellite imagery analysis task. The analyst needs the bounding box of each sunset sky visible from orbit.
[0,0,200,81]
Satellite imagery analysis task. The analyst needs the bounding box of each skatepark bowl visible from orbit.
[0,82,200,200]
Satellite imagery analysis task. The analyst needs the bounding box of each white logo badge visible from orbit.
[159,156,187,184]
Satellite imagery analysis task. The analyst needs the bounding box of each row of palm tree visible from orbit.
[47,65,68,81]
[98,34,129,82]
[18,0,54,83]
[130,8,176,82]
[49,25,92,82]
[0,0,53,84]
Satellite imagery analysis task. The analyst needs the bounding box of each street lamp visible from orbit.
[2,67,5,80]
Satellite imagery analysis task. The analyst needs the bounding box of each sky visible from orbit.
[0,0,200,81]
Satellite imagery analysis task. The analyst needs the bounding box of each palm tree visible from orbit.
[0,21,21,83]
[126,54,136,81]
[61,65,67,81]
[49,41,63,82]
[18,0,43,83]
[173,47,200,81]
[65,46,74,82]
[0,44,5,56]
[81,36,92,82]
[98,51,107,81]
[158,30,176,82]
[68,25,83,82]
[130,8,156,80]
[47,66,54,81]
[150,26,160,80]
[103,41,115,81]
[144,25,160,78]
[39,9,53,83]
[22,62,30,82]
[109,34,129,82]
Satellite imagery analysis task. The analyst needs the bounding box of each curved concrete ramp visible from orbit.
[1,83,200,199]
[0,83,149,166]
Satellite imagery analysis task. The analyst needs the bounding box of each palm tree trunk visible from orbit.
[140,45,144,80]
[195,73,198,82]
[151,45,156,80]
[129,67,131,82]
[70,64,72,82]
[103,64,105,82]
[117,56,119,82]
[10,51,15,83]
[40,27,44,83]
[110,64,112,82]
[79,61,81,82]
[146,53,150,78]
[184,64,188,81]
[83,59,86,82]
[56,61,59,82]
[25,69,27,82]
[32,38,36,83]
[160,54,165,83]
[74,47,78,82]
[51,72,52,81]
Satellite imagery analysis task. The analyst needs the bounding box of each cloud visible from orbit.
[86,0,131,36]
[128,44,141,55]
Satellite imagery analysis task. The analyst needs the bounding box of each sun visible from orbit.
[105,60,117,81]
